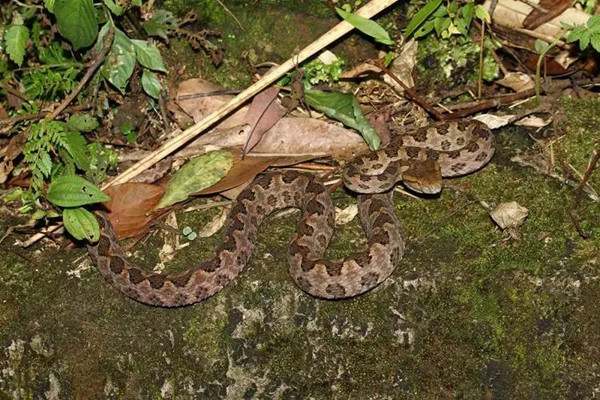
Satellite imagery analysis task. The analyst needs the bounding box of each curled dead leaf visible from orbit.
[490,201,529,230]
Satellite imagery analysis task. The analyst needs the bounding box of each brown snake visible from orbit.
[88,120,494,307]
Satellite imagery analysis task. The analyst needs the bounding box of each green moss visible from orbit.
[559,97,600,191]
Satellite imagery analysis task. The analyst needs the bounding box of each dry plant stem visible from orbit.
[215,0,245,30]
[104,0,400,189]
[477,22,486,98]
[48,27,114,120]
[439,88,536,119]
[1,105,91,134]
[376,62,445,121]
[569,149,599,239]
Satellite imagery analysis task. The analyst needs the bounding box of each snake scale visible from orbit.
[88,120,494,307]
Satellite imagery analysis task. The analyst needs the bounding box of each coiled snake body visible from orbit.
[88,120,493,307]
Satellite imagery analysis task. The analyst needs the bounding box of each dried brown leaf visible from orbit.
[242,86,285,155]
[103,182,165,239]
[522,0,571,30]
[198,148,316,195]
[174,79,368,161]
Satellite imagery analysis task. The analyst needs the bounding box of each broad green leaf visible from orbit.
[5,25,29,66]
[132,0,142,5]
[141,69,162,99]
[63,207,100,242]
[404,0,443,37]
[47,175,110,207]
[304,89,380,150]
[157,150,233,208]
[336,8,393,45]
[54,0,98,49]
[103,0,124,15]
[131,39,166,72]
[66,113,99,132]
[63,132,90,171]
[103,29,136,93]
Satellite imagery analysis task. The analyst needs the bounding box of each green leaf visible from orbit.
[434,17,451,36]
[47,175,110,207]
[336,8,394,45]
[462,1,474,23]
[103,0,124,15]
[414,20,435,39]
[63,207,100,242]
[304,89,380,150]
[5,25,30,66]
[131,39,166,72]
[587,15,600,29]
[141,69,162,99]
[62,132,90,171]
[591,33,600,52]
[566,26,584,43]
[103,29,136,93]
[142,10,177,40]
[44,0,56,12]
[54,0,98,49]
[580,31,591,50]
[404,0,443,38]
[66,113,99,132]
[157,150,233,208]
[474,5,491,23]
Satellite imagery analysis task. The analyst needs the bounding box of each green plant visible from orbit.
[46,175,111,241]
[565,16,600,52]
[406,0,490,39]
[23,115,117,199]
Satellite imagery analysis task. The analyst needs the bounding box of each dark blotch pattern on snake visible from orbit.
[88,120,493,307]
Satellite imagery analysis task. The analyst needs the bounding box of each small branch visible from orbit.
[569,149,599,239]
[477,21,486,99]
[375,60,445,121]
[215,0,245,30]
[1,105,91,134]
[47,26,114,120]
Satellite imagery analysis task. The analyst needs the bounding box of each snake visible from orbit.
[88,119,494,307]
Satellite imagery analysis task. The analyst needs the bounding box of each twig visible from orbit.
[215,0,245,30]
[375,61,445,121]
[175,89,242,101]
[47,26,114,120]
[478,21,486,98]
[1,104,91,134]
[569,148,599,239]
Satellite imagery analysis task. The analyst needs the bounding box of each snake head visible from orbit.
[401,159,443,194]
